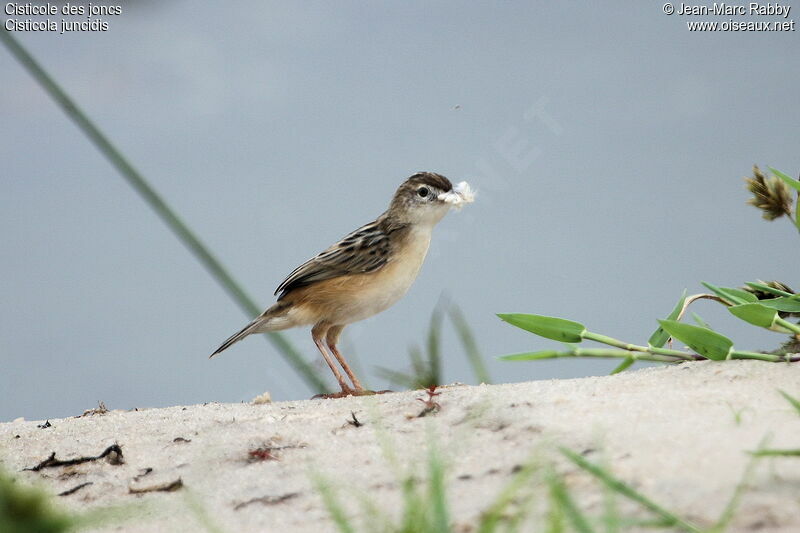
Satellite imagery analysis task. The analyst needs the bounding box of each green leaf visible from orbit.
[757,297,800,313]
[500,351,565,361]
[657,320,733,360]
[610,357,634,375]
[647,290,687,348]
[769,167,800,193]
[701,282,757,305]
[728,303,778,328]
[497,314,586,343]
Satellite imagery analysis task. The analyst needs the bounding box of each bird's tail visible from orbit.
[209,303,294,358]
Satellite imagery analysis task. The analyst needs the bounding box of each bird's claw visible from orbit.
[311,388,394,400]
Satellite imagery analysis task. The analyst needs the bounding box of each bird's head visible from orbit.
[388,172,475,227]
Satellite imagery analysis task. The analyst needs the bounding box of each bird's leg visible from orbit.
[311,323,351,394]
[326,325,364,391]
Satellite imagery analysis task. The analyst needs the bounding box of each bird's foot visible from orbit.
[311,390,354,399]
[311,388,394,400]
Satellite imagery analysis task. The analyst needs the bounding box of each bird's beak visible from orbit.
[438,181,476,208]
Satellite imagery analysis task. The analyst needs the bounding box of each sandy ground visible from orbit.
[2,360,800,532]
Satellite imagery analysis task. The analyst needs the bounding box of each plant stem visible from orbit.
[0,30,327,393]
[676,293,726,322]
[774,317,800,335]
[557,348,688,363]
[729,350,785,362]
[584,332,696,360]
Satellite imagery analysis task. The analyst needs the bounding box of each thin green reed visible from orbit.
[1,30,327,393]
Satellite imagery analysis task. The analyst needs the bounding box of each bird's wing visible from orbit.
[274,221,392,298]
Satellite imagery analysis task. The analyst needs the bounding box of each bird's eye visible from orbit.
[417,187,429,198]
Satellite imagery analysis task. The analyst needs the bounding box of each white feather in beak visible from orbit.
[438,181,476,209]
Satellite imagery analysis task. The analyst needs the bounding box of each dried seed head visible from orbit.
[745,165,793,221]
[750,280,795,296]
[743,280,798,318]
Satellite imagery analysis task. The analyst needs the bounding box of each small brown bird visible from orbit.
[210,172,475,397]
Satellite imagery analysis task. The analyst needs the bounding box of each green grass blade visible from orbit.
[648,290,687,348]
[374,366,420,390]
[497,314,586,343]
[657,320,733,360]
[727,303,778,328]
[399,476,426,532]
[183,491,225,533]
[778,390,800,416]
[561,448,702,533]
[710,439,763,533]
[313,476,357,533]
[691,313,712,329]
[384,348,437,388]
[616,517,676,529]
[410,346,426,377]
[0,467,76,533]
[546,470,595,533]
[448,304,491,384]
[354,492,392,533]
[600,461,621,533]
[427,306,444,387]
[478,462,538,533]
[744,281,794,298]
[0,30,327,394]
[610,357,634,375]
[795,182,800,230]
[545,491,566,533]
[701,282,757,305]
[748,449,800,456]
[427,441,450,533]
[769,167,800,192]
[378,341,438,390]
